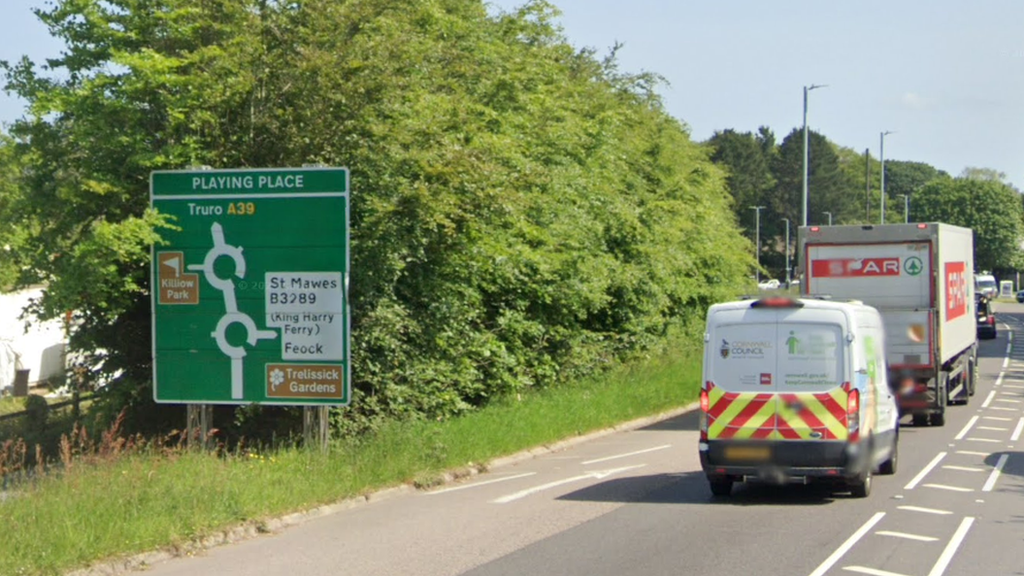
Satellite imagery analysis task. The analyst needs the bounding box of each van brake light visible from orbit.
[700,383,711,442]
[750,297,804,309]
[846,385,860,442]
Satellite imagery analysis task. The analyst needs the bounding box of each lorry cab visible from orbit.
[698,296,899,498]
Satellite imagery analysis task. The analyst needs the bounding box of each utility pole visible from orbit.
[750,205,766,284]
[782,217,791,286]
[864,148,871,221]
[802,84,828,227]
[880,130,895,224]
[898,194,909,223]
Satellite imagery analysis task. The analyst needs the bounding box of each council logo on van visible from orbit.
[721,339,771,359]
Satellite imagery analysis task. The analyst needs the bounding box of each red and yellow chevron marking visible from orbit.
[706,383,848,441]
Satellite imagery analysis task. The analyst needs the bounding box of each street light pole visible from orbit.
[823,211,833,226]
[782,217,791,286]
[898,194,909,223]
[802,84,828,227]
[750,205,766,284]
[880,130,895,224]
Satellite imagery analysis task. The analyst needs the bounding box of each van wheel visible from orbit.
[912,414,929,427]
[849,470,872,498]
[708,478,733,497]
[879,435,898,475]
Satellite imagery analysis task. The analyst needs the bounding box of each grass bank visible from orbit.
[0,346,701,576]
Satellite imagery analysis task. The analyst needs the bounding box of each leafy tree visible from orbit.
[2,0,752,435]
[0,134,26,290]
[913,177,1024,271]
[705,128,776,237]
[771,128,860,227]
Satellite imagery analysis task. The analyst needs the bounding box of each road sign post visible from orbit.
[151,167,350,407]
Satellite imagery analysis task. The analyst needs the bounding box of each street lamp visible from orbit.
[880,130,895,224]
[802,84,828,227]
[750,205,766,283]
[781,217,791,286]
[823,211,833,226]
[897,194,909,223]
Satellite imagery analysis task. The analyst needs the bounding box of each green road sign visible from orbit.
[150,167,350,405]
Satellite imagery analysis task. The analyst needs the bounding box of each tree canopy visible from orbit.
[1,0,752,433]
[913,176,1024,272]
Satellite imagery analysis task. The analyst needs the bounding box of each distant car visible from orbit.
[757,279,781,290]
[977,296,997,340]
[1017,290,1024,303]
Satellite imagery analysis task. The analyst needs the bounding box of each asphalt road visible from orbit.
[140,303,1024,576]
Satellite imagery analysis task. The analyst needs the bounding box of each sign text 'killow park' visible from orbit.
[151,167,350,405]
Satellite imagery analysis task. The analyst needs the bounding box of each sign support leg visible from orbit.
[303,406,330,452]
[186,404,214,450]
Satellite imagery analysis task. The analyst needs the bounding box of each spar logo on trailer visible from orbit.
[811,258,901,278]
[945,262,968,320]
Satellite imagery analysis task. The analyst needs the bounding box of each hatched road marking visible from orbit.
[844,566,911,576]
[981,454,1009,492]
[926,517,975,576]
[898,505,952,515]
[807,512,886,576]
[981,391,997,408]
[954,416,978,440]
[1012,418,1024,442]
[922,483,974,493]
[905,452,946,490]
[876,530,939,542]
[941,465,984,473]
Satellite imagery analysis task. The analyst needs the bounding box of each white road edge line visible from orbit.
[844,566,911,576]
[926,517,975,576]
[994,373,1005,388]
[954,450,991,456]
[876,530,940,542]
[491,464,645,504]
[1012,418,1024,442]
[922,483,974,493]
[954,416,979,440]
[965,438,1001,443]
[1003,357,1010,369]
[905,452,946,490]
[807,512,886,576]
[581,444,671,465]
[898,505,952,515]
[428,472,537,495]
[982,454,1010,492]
[981,391,997,408]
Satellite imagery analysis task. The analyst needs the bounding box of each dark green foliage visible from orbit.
[1,0,752,436]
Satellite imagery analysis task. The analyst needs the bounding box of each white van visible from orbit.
[975,273,997,299]
[698,296,899,498]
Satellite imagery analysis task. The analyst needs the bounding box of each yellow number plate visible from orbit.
[724,446,771,461]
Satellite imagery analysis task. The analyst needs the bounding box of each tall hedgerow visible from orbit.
[1,0,751,436]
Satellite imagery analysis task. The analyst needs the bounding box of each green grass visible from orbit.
[0,346,702,576]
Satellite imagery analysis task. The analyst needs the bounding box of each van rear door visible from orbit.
[706,312,779,440]
[774,316,849,441]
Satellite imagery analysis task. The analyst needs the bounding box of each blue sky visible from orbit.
[3,0,1024,187]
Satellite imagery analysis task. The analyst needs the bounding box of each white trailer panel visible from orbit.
[799,223,975,366]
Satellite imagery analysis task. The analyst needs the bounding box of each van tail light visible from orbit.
[846,383,860,443]
[700,382,711,442]
[989,316,996,326]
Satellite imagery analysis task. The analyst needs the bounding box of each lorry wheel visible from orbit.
[849,470,872,498]
[930,411,946,426]
[912,414,929,427]
[967,356,977,397]
[708,478,733,497]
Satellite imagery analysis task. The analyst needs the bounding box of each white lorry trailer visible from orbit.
[797,223,977,426]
